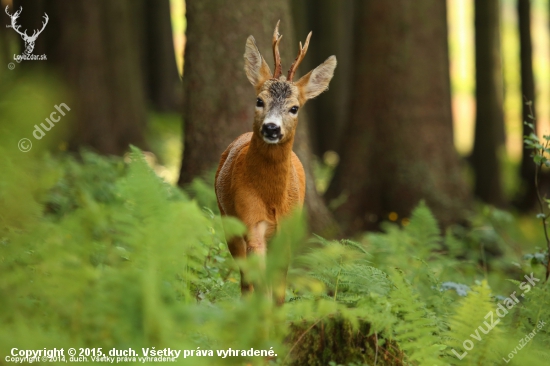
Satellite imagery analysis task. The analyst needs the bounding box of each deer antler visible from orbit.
[5,6,26,38]
[287,31,312,82]
[272,20,283,79]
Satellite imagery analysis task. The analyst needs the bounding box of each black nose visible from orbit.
[261,123,281,139]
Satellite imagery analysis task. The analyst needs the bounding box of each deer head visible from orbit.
[5,6,49,56]
[244,21,337,145]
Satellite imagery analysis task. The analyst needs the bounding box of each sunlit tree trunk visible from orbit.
[470,0,505,206]
[326,0,470,233]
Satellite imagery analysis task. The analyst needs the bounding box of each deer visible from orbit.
[215,21,337,304]
[5,6,49,58]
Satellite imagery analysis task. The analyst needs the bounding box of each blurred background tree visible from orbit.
[3,0,550,235]
[14,0,148,155]
[470,0,506,207]
[291,0,355,157]
[326,0,470,233]
[140,0,182,113]
[516,0,540,210]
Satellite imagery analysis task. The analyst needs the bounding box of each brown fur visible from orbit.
[215,24,337,303]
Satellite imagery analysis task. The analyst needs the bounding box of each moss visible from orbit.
[286,316,403,366]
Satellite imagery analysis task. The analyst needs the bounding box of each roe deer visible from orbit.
[215,21,337,304]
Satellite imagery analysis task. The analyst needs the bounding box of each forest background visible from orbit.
[1,0,550,365]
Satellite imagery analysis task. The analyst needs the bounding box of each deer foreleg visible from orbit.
[227,236,254,294]
[247,221,269,267]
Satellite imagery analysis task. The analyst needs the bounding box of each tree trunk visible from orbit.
[470,0,505,207]
[179,0,338,235]
[515,0,538,210]
[141,0,181,112]
[326,0,470,233]
[17,0,148,155]
[291,0,356,157]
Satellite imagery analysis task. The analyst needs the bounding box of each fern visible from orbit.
[404,200,441,253]
[388,270,443,365]
[443,281,501,364]
[1,97,550,366]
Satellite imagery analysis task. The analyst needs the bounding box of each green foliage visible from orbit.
[444,281,499,364]
[522,101,550,279]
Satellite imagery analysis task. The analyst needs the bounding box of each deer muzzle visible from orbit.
[261,118,282,143]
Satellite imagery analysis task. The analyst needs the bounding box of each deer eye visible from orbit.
[256,98,264,108]
[290,106,299,115]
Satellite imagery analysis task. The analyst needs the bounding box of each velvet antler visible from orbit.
[272,20,283,79]
[287,31,312,81]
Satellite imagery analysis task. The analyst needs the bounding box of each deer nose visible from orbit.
[261,123,281,140]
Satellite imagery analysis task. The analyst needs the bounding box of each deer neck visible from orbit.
[246,131,294,204]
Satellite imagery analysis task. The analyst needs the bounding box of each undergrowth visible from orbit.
[1,88,549,365]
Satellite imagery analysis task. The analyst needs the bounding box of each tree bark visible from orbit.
[179,0,338,235]
[470,0,505,207]
[326,0,470,233]
[515,0,538,210]
[16,0,148,155]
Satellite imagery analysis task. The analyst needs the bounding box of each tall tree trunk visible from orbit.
[141,0,181,112]
[516,0,538,210]
[470,0,505,207]
[179,0,338,235]
[291,0,356,157]
[326,0,470,233]
[16,0,147,155]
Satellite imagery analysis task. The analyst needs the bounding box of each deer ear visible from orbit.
[295,56,337,102]
[244,36,272,91]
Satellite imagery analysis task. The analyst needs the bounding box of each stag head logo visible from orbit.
[5,6,48,58]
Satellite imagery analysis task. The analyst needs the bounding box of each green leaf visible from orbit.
[220,216,246,239]
[404,200,440,251]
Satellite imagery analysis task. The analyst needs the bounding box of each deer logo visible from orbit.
[5,6,48,60]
